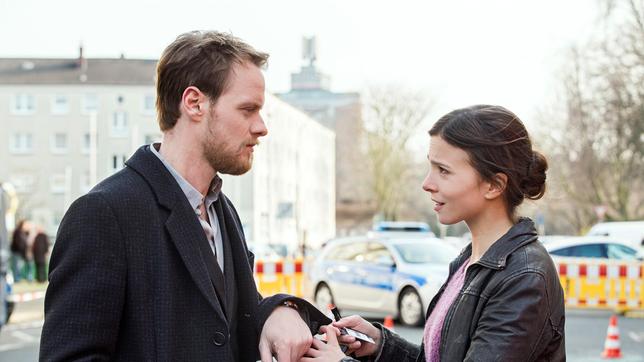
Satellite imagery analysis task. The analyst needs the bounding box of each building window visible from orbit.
[12,94,36,114]
[50,174,67,194]
[9,174,35,193]
[111,154,127,173]
[51,133,68,154]
[51,95,69,114]
[143,94,155,114]
[82,94,98,113]
[82,133,91,154]
[9,133,33,154]
[111,111,128,137]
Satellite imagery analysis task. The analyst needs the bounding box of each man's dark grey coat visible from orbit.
[40,145,329,361]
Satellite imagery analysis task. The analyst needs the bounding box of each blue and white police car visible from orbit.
[308,236,459,326]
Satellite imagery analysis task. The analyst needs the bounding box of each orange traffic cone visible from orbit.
[383,315,395,332]
[601,315,623,359]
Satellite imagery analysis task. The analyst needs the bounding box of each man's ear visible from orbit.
[181,86,205,120]
[484,173,508,200]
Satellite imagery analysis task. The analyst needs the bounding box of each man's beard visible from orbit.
[203,116,253,176]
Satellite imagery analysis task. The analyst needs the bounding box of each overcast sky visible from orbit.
[0,0,600,131]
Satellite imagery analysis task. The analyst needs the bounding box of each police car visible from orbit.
[308,236,458,326]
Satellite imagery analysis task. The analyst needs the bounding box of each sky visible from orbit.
[0,0,600,134]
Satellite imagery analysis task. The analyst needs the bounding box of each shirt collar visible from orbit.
[150,143,222,212]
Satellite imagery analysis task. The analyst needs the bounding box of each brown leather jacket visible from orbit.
[372,218,565,362]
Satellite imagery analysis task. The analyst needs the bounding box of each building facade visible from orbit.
[277,37,372,233]
[0,52,335,249]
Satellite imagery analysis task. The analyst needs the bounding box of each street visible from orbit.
[2,297,643,361]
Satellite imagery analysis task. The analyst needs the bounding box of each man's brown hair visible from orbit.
[155,31,269,131]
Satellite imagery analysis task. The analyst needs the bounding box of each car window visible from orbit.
[393,242,456,264]
[549,247,572,257]
[553,244,606,258]
[326,242,369,262]
[362,242,394,265]
[606,244,639,260]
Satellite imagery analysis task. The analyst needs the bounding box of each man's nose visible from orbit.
[252,115,268,137]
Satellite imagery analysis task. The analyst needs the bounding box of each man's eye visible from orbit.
[439,167,448,174]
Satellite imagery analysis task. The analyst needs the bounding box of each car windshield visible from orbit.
[393,242,456,264]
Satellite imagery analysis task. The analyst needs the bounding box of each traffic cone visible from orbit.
[383,315,395,332]
[601,315,623,359]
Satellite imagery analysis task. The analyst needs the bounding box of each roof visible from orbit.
[0,58,157,85]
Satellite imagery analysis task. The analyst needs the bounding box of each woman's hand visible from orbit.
[332,315,382,357]
[300,326,347,362]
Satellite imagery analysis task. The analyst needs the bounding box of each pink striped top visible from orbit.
[423,259,469,362]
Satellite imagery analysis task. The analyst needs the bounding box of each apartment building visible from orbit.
[0,51,335,249]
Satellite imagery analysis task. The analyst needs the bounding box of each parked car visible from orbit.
[0,184,15,329]
[586,221,644,249]
[3,268,14,324]
[545,236,643,261]
[368,221,435,238]
[307,236,458,326]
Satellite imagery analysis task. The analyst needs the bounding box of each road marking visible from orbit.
[629,331,644,343]
[10,330,36,342]
[2,320,44,331]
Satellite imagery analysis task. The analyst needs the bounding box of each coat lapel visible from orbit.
[125,145,227,321]
[219,195,260,312]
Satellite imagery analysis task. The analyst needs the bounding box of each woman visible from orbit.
[10,220,28,282]
[303,105,565,362]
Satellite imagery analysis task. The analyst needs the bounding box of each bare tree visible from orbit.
[543,0,644,232]
[363,85,434,220]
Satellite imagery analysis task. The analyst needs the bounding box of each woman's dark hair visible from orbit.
[429,105,547,218]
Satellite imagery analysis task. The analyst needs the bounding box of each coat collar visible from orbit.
[454,217,538,271]
[125,145,227,321]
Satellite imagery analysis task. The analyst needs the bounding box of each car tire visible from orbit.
[314,283,335,312]
[398,288,423,326]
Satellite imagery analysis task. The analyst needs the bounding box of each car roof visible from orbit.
[544,236,635,251]
[323,235,448,248]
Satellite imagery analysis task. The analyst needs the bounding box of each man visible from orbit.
[40,31,330,361]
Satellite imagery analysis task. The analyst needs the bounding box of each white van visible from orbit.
[586,221,644,249]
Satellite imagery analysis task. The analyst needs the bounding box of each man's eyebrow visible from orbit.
[238,101,262,108]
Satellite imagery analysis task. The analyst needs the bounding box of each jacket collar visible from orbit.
[455,217,538,271]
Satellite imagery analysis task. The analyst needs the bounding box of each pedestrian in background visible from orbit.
[32,226,50,283]
[305,105,565,362]
[23,222,36,282]
[10,219,27,282]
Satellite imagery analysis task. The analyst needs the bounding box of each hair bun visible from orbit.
[521,150,548,200]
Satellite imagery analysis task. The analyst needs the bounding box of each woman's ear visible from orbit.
[484,173,507,200]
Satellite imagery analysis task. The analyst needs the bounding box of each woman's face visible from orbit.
[422,136,491,225]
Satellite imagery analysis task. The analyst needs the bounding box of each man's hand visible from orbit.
[260,305,313,362]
